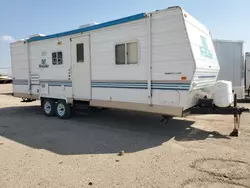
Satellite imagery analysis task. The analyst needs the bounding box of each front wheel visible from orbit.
[56,100,72,119]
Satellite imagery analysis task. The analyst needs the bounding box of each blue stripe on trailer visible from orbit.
[92,82,190,88]
[92,85,147,89]
[92,82,190,90]
[91,85,190,89]
[40,81,72,86]
[198,75,216,78]
[92,81,190,84]
[92,85,189,90]
[27,13,146,42]
[92,82,147,85]
[48,83,72,87]
[152,87,190,91]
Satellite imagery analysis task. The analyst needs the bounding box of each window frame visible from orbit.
[76,43,85,63]
[114,40,140,66]
[51,51,63,65]
[115,43,126,65]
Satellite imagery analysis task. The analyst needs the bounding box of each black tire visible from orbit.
[56,100,72,119]
[43,99,56,116]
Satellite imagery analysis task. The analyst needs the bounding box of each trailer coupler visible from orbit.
[190,94,250,137]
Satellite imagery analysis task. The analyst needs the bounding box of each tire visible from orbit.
[56,100,72,119]
[43,99,56,116]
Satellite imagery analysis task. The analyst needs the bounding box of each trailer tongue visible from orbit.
[190,94,250,137]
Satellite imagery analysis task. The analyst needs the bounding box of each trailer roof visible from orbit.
[27,13,146,43]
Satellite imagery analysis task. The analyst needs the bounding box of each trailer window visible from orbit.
[76,43,84,62]
[52,52,63,65]
[58,52,63,65]
[115,44,126,65]
[115,42,138,65]
[127,42,138,64]
[52,52,57,65]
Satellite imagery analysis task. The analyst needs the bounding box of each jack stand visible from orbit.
[230,94,240,137]
[230,129,238,137]
[230,113,240,137]
[160,116,172,124]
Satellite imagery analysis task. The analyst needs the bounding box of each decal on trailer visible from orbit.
[165,72,182,75]
[200,36,213,59]
[39,51,49,68]
[39,59,49,68]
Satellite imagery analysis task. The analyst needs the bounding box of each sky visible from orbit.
[1,0,250,72]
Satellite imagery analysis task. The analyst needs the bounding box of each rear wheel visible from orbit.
[56,100,72,119]
[43,99,56,116]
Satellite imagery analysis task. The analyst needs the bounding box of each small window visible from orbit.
[76,43,84,62]
[52,52,63,65]
[127,42,138,64]
[52,52,57,65]
[115,42,139,65]
[115,44,125,65]
[58,52,63,65]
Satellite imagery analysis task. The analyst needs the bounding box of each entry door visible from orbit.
[71,35,91,100]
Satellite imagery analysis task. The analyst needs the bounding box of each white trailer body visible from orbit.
[213,40,245,99]
[11,7,219,117]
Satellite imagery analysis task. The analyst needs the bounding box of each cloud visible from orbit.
[0,35,15,42]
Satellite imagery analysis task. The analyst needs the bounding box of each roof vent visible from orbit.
[28,34,46,39]
[78,22,99,29]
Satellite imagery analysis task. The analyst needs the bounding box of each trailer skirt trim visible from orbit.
[90,100,183,117]
[13,93,39,100]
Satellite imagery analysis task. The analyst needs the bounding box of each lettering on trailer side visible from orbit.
[200,36,213,59]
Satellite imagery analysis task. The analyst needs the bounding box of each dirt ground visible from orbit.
[0,84,250,188]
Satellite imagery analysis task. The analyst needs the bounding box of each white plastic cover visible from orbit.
[78,22,99,29]
[28,34,46,38]
[213,80,233,107]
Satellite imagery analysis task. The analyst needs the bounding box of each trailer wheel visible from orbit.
[43,99,56,116]
[56,100,71,119]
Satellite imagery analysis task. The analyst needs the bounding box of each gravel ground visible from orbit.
[0,84,250,188]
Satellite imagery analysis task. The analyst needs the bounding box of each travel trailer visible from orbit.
[213,40,245,99]
[11,6,220,119]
